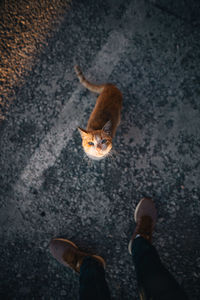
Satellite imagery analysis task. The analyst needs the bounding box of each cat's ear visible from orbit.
[78,127,88,138]
[102,120,112,136]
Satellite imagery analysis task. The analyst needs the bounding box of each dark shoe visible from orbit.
[49,238,106,273]
[128,198,157,254]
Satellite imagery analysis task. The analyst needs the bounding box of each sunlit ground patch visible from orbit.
[0,0,71,120]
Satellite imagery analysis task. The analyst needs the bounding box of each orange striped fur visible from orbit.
[75,65,122,160]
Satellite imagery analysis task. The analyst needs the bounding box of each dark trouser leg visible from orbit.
[79,256,111,300]
[132,236,188,300]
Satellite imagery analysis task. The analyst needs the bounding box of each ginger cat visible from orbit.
[75,65,122,160]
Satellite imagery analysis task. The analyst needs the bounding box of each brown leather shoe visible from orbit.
[128,198,157,254]
[49,238,106,273]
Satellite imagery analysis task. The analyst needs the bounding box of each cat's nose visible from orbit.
[97,145,102,151]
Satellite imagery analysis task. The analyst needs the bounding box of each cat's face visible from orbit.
[78,129,112,160]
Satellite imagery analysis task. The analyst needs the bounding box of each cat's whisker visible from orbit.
[111,149,118,156]
[83,153,93,166]
[106,149,118,161]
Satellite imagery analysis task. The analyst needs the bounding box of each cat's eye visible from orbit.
[101,139,107,144]
[88,142,94,146]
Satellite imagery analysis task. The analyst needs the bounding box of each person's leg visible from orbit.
[49,238,111,300]
[132,236,187,300]
[128,198,188,300]
[79,256,111,300]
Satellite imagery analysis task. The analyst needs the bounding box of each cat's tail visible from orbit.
[74,65,105,94]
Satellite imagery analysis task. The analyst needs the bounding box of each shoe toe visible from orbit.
[134,198,157,226]
[49,238,78,267]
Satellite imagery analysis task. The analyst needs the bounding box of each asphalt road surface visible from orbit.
[0,0,200,299]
